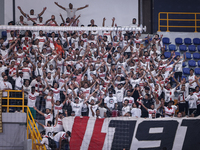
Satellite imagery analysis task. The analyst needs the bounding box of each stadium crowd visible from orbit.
[1,2,200,150]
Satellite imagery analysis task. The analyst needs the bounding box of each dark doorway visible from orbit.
[139,0,153,34]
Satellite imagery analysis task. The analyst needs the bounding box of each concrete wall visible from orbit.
[4,0,138,27]
[0,113,27,150]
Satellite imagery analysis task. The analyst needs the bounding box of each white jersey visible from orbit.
[40,136,50,149]
[22,67,31,80]
[54,118,63,133]
[51,88,61,101]
[25,14,38,25]
[193,91,200,105]
[130,78,141,88]
[122,106,131,116]
[71,102,83,116]
[164,106,176,117]
[88,104,98,117]
[44,113,53,126]
[188,75,197,89]
[123,97,134,107]
[131,108,141,118]
[114,87,125,102]
[163,88,176,102]
[54,131,69,142]
[104,96,117,110]
[54,103,64,117]
[28,92,39,107]
[175,60,183,72]
[45,96,53,109]
[65,8,77,18]
[186,94,198,109]
[44,126,55,139]
[147,109,157,118]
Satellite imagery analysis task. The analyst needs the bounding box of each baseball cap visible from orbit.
[109,91,113,94]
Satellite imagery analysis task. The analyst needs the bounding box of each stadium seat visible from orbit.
[188,60,196,67]
[185,52,192,59]
[164,44,168,51]
[188,45,196,52]
[183,68,190,75]
[193,38,200,45]
[197,45,200,52]
[184,38,192,45]
[162,37,170,44]
[175,52,180,57]
[145,37,152,44]
[164,52,171,58]
[175,38,183,45]
[1,31,7,38]
[198,60,200,67]
[195,68,200,75]
[179,45,187,52]
[182,76,187,80]
[193,53,200,59]
[169,44,176,51]
[182,62,186,67]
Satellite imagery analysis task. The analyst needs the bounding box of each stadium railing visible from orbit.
[1,90,46,150]
[158,12,200,32]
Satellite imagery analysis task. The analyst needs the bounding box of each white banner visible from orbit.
[63,116,200,150]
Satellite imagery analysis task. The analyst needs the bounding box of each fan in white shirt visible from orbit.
[87,98,103,117]
[122,100,131,116]
[17,6,47,25]
[0,61,8,80]
[35,118,57,139]
[193,86,200,114]
[186,90,199,116]
[163,101,176,117]
[53,131,71,149]
[35,131,51,149]
[160,82,180,103]
[64,91,88,116]
[15,71,24,90]
[34,106,54,126]
[129,72,146,88]
[104,91,117,111]
[131,103,141,118]
[123,90,135,107]
[1,76,13,97]
[52,96,68,117]
[188,69,197,90]
[55,2,88,18]
[28,87,40,108]
[0,42,16,61]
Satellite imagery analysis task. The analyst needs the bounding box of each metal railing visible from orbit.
[158,12,200,32]
[1,90,46,150]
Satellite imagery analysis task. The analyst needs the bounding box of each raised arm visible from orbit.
[35,119,45,128]
[60,13,65,24]
[54,2,66,10]
[38,7,47,17]
[138,100,148,111]
[77,4,89,11]
[17,6,27,17]
[102,17,106,27]
[33,106,44,116]
[111,17,115,27]
[26,15,36,24]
